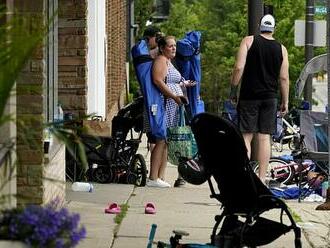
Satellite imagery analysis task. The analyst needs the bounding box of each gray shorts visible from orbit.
[237,98,277,134]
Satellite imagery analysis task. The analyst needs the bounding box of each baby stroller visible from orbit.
[66,96,147,186]
[173,113,302,247]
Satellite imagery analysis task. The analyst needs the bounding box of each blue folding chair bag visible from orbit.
[176,31,204,118]
[176,39,195,57]
[131,40,166,139]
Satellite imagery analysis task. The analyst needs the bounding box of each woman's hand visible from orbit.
[183,80,197,87]
[173,95,188,105]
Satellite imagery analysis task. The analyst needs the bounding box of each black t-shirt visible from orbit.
[240,35,283,100]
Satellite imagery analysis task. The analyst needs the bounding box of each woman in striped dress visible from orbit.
[146,34,195,188]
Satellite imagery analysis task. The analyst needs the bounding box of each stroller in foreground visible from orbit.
[163,113,302,247]
[66,96,147,186]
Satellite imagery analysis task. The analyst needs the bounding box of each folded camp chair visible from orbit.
[292,110,329,201]
[190,113,302,248]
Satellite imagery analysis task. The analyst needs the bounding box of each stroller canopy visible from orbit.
[176,31,204,118]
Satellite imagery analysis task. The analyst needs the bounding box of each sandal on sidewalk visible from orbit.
[105,203,121,214]
[145,202,156,214]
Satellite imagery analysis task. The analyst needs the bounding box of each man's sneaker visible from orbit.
[146,178,171,188]
[174,178,186,187]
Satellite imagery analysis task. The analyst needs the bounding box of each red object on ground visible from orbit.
[145,202,156,214]
[105,203,121,214]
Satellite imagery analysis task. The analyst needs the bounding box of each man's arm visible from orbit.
[279,45,289,116]
[229,36,252,100]
[230,36,252,87]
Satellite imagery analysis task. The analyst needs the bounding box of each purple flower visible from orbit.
[0,199,86,247]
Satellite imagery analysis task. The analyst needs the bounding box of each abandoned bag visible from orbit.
[167,107,197,165]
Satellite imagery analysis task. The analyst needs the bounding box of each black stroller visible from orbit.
[174,113,302,247]
[66,96,147,186]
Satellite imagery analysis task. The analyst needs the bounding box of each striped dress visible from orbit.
[165,62,183,128]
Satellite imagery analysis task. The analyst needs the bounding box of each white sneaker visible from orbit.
[159,179,171,188]
[146,178,171,188]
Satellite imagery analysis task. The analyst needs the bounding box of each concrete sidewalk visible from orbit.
[66,140,330,248]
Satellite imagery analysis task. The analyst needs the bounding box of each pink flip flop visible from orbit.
[145,202,156,214]
[105,203,121,214]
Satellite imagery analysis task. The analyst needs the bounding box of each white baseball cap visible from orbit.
[260,14,275,32]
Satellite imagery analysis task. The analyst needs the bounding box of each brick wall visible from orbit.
[58,0,88,118]
[14,1,67,206]
[58,0,128,125]
[15,0,45,206]
[106,0,128,121]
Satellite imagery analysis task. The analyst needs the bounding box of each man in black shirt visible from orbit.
[230,14,289,184]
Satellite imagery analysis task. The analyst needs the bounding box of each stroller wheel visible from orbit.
[86,167,94,181]
[127,154,147,186]
[92,165,113,183]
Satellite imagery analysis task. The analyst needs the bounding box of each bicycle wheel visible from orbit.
[127,154,147,186]
[252,158,295,185]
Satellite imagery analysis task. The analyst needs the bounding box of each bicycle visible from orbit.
[251,157,315,186]
[252,158,294,185]
[272,111,300,152]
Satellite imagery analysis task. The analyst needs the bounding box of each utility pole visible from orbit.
[316,0,330,210]
[248,0,263,35]
[248,0,263,161]
[304,0,315,107]
[327,0,330,194]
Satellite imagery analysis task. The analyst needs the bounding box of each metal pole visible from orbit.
[304,0,315,107]
[248,0,263,35]
[327,0,330,188]
[127,0,135,61]
[248,0,263,161]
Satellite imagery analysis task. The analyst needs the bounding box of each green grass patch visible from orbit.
[288,207,302,223]
[114,203,129,225]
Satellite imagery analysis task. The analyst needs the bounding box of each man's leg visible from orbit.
[256,98,277,183]
[242,132,254,159]
[256,133,271,183]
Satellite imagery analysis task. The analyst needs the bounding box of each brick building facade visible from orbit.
[106,0,128,120]
[58,0,88,118]
[58,0,128,122]
[0,0,129,206]
[14,0,48,206]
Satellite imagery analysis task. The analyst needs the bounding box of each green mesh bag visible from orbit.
[167,107,197,165]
